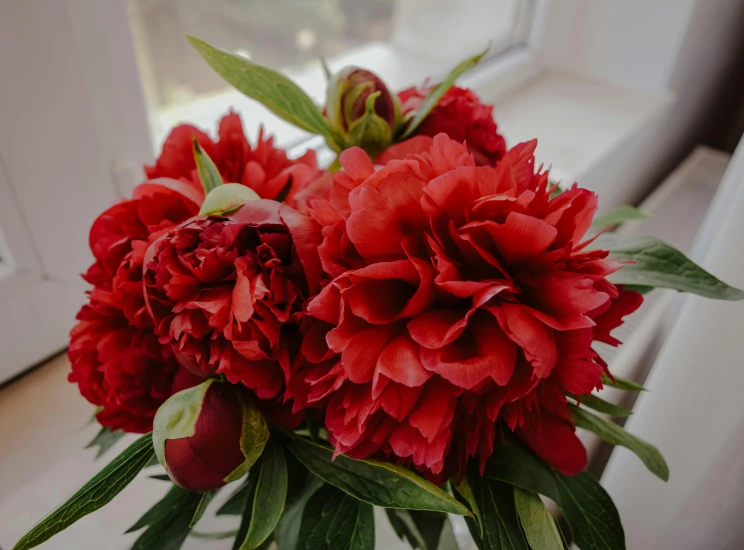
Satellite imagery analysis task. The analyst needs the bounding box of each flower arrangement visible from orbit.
[14,34,744,550]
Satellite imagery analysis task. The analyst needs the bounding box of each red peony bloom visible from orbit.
[69,182,203,433]
[297,134,642,480]
[145,112,321,209]
[143,199,323,427]
[398,85,507,167]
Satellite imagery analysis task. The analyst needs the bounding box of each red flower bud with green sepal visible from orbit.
[325,67,401,157]
[153,379,268,492]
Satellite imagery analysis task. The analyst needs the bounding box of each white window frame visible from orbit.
[1,0,740,381]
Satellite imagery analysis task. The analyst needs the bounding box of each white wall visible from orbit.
[601,136,744,549]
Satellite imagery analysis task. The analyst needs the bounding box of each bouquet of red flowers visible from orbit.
[14,35,744,550]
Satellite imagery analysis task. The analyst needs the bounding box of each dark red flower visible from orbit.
[145,112,322,208]
[156,380,268,493]
[143,200,323,426]
[69,181,202,433]
[398,85,507,166]
[296,134,641,480]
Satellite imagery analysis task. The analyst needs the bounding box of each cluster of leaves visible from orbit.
[185,35,486,156]
[15,373,667,550]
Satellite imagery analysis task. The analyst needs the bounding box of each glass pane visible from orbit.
[127,0,534,148]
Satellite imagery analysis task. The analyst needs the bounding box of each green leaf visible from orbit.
[191,529,239,540]
[85,427,125,459]
[484,438,562,504]
[274,474,325,550]
[401,48,488,139]
[513,488,563,550]
[295,484,375,550]
[240,438,288,549]
[193,137,224,193]
[150,474,172,482]
[554,472,624,550]
[571,406,669,481]
[186,35,335,140]
[13,433,154,550]
[573,394,633,417]
[601,373,646,392]
[128,484,203,550]
[386,509,456,550]
[591,205,647,229]
[233,473,260,550]
[467,477,528,550]
[454,477,483,536]
[190,490,216,528]
[217,477,252,516]
[593,233,744,300]
[283,434,469,515]
[199,183,260,216]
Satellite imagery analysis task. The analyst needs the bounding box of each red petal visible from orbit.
[516,412,587,476]
[375,332,432,389]
[497,303,557,378]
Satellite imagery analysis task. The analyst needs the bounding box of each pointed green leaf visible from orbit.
[296,484,375,550]
[601,374,646,392]
[128,484,203,550]
[274,474,325,550]
[591,205,647,229]
[217,477,252,516]
[467,477,528,550]
[191,529,239,540]
[573,394,633,417]
[187,35,335,140]
[484,438,562,504]
[239,438,288,549]
[593,234,744,300]
[386,509,456,550]
[571,406,669,481]
[401,48,488,139]
[85,427,126,459]
[199,183,260,216]
[554,472,624,550]
[513,489,563,550]
[190,490,216,528]
[283,434,469,515]
[233,474,260,550]
[13,433,154,550]
[193,137,224,193]
[454,477,483,536]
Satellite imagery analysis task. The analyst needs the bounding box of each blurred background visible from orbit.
[2,0,744,548]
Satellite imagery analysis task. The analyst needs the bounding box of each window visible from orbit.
[127,0,536,149]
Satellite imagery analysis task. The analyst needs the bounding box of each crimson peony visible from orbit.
[398,85,507,167]
[297,134,642,480]
[143,199,323,427]
[145,112,321,208]
[69,182,203,432]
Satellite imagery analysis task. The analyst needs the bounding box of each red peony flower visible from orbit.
[143,199,323,427]
[297,134,642,480]
[145,112,322,208]
[69,182,203,433]
[397,85,507,167]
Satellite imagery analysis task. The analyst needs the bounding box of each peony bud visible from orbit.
[325,67,399,156]
[153,380,268,492]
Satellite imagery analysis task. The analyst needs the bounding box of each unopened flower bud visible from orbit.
[325,67,399,156]
[153,380,268,492]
